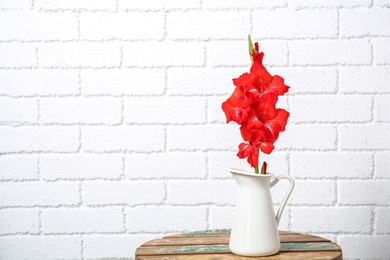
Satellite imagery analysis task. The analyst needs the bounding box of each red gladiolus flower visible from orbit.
[222,36,290,172]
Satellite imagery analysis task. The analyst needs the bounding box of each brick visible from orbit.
[208,152,289,179]
[40,154,123,180]
[290,40,371,65]
[126,206,207,232]
[288,0,372,8]
[82,126,164,152]
[167,11,250,40]
[0,69,79,97]
[0,98,38,124]
[376,208,390,234]
[124,97,206,124]
[0,209,39,235]
[339,180,390,205]
[288,180,336,205]
[83,234,158,259]
[35,0,116,10]
[209,206,234,229]
[375,95,390,122]
[207,96,229,123]
[277,125,336,150]
[202,0,286,8]
[376,152,390,178]
[119,0,200,10]
[0,155,38,180]
[0,182,80,206]
[340,124,390,150]
[80,12,164,40]
[0,126,80,152]
[375,0,390,6]
[81,68,165,96]
[338,235,390,259]
[83,181,165,205]
[276,67,337,94]
[126,152,207,179]
[0,0,31,9]
[42,208,124,233]
[167,68,242,96]
[210,205,292,230]
[291,152,372,179]
[0,43,36,68]
[167,125,241,151]
[290,95,372,123]
[167,180,236,205]
[253,10,337,39]
[39,42,121,68]
[374,39,390,64]
[0,236,81,259]
[40,97,122,125]
[291,207,372,233]
[341,9,390,37]
[123,42,204,67]
[207,41,288,67]
[340,66,390,93]
[0,11,78,41]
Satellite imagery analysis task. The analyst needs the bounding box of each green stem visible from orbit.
[254,148,260,174]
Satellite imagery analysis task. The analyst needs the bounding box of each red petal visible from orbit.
[264,75,290,96]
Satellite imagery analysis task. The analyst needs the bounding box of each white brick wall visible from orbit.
[1,1,389,259]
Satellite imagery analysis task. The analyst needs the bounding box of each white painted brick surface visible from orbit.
[42,208,124,234]
[0,236,82,259]
[0,127,80,152]
[376,152,390,178]
[338,235,390,259]
[253,10,338,39]
[291,152,372,179]
[340,66,390,93]
[291,207,372,233]
[341,9,390,37]
[290,95,372,123]
[0,69,80,97]
[126,206,207,232]
[0,43,36,68]
[39,42,121,68]
[339,180,390,205]
[124,97,206,124]
[0,11,78,41]
[40,97,122,125]
[0,209,40,235]
[82,126,165,152]
[123,42,205,67]
[0,182,80,207]
[83,181,165,205]
[290,40,371,65]
[81,68,165,96]
[0,98,38,125]
[340,124,390,150]
[167,11,250,40]
[0,155,38,180]
[40,154,123,180]
[80,13,164,40]
[1,2,390,259]
[83,234,158,259]
[375,95,390,122]
[374,39,390,64]
[126,152,207,179]
[167,180,236,205]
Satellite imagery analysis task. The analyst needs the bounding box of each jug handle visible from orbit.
[270,175,295,226]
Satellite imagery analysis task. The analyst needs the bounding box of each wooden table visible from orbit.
[136,229,342,259]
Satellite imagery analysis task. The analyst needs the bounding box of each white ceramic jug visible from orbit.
[226,168,295,256]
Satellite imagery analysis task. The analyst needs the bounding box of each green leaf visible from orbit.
[248,35,254,64]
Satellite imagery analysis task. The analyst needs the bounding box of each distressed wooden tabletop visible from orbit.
[135,229,343,259]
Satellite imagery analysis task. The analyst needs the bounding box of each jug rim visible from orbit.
[225,167,274,177]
